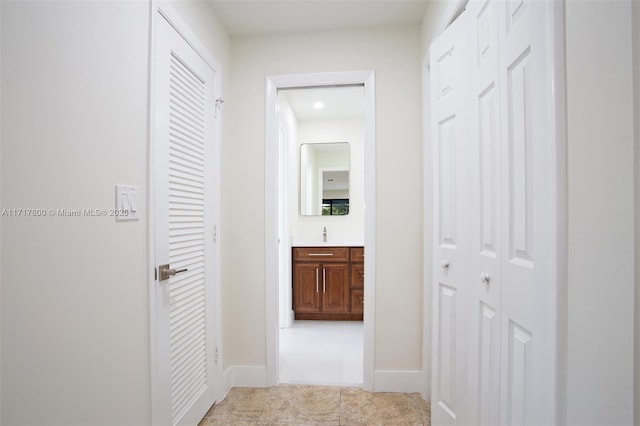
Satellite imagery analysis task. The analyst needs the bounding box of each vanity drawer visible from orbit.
[293,247,350,262]
[350,247,364,263]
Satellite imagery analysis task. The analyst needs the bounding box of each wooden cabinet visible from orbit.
[292,263,321,314]
[292,246,363,320]
[350,263,364,315]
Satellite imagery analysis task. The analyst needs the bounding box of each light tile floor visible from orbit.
[279,321,363,386]
[198,385,431,426]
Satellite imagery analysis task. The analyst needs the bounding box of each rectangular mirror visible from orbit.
[300,142,350,216]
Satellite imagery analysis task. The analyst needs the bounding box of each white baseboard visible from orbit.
[374,370,424,393]
[222,365,269,390]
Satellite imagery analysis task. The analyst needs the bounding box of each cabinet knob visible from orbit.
[480,273,490,284]
[441,260,450,269]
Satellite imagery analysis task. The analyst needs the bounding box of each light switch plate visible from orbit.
[115,185,140,221]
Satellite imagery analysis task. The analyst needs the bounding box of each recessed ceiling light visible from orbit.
[313,101,324,110]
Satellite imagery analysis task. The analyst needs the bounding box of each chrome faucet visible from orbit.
[322,226,327,242]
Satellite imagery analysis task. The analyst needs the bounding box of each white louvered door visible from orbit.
[154,12,218,426]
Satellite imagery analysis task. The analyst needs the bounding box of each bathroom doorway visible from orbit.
[264,71,376,389]
[278,85,365,386]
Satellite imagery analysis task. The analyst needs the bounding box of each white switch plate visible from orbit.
[115,185,139,221]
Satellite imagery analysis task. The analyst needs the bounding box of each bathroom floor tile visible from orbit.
[279,320,363,386]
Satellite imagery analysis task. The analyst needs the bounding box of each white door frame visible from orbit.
[265,70,376,390]
[148,2,224,423]
[277,123,293,329]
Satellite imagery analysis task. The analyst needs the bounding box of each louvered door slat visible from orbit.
[167,50,208,424]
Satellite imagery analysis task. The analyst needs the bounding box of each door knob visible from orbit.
[158,264,188,281]
[480,273,490,284]
[441,260,450,269]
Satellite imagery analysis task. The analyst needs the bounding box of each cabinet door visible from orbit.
[293,263,321,313]
[351,263,364,288]
[321,263,350,313]
[351,289,364,315]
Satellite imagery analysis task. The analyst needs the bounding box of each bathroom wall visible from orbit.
[291,118,365,244]
[225,25,423,378]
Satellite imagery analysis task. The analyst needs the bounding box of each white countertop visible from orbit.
[291,241,363,247]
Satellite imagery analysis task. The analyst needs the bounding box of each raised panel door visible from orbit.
[430,9,473,426]
[351,289,364,315]
[467,1,503,424]
[322,263,350,314]
[293,263,321,314]
[351,263,364,288]
[498,1,558,424]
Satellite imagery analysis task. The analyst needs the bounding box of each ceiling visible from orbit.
[279,86,364,121]
[207,0,430,37]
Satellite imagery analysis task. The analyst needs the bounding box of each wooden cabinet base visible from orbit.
[292,246,364,321]
[295,312,363,321]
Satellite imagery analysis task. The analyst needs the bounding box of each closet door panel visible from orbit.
[467,1,502,425]
[430,9,472,426]
[499,1,558,424]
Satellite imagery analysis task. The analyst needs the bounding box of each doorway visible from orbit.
[265,71,376,390]
[277,85,365,386]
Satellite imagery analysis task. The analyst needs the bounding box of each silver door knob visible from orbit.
[441,260,450,269]
[158,264,188,281]
[480,273,490,284]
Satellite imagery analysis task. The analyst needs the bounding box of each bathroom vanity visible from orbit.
[292,246,364,320]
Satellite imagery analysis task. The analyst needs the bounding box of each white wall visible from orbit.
[225,26,423,374]
[1,2,150,424]
[565,1,635,424]
[292,118,365,244]
[0,1,229,424]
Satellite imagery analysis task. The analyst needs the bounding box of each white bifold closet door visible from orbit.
[466,1,502,424]
[431,1,561,425]
[430,8,473,426]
